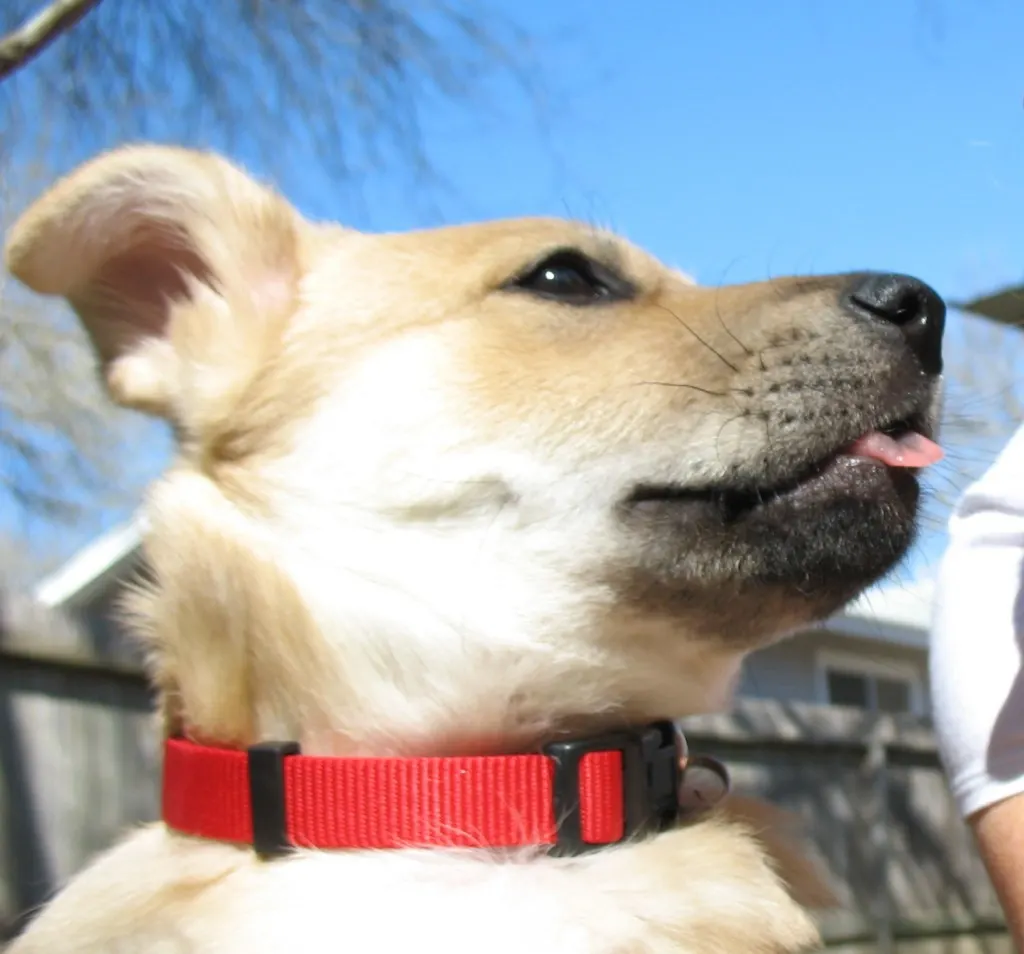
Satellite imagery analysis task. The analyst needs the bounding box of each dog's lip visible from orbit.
[625,414,937,520]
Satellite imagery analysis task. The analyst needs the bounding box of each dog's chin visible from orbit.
[615,453,920,642]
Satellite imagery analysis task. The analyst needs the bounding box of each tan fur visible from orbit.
[3,144,939,953]
[719,796,838,911]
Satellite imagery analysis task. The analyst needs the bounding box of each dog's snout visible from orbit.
[847,273,945,375]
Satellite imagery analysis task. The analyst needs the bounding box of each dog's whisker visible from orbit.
[633,380,727,397]
[655,301,741,373]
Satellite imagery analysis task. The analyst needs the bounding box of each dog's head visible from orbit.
[5,147,944,752]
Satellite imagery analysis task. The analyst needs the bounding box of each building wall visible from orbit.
[740,627,931,712]
[73,560,147,670]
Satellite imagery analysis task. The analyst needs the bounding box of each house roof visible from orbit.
[33,517,145,610]
[34,514,937,644]
[954,283,1024,328]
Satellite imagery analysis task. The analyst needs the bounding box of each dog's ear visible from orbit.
[4,145,302,418]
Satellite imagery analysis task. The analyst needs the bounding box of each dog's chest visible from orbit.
[10,825,819,954]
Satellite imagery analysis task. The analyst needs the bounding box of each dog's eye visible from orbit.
[506,250,633,305]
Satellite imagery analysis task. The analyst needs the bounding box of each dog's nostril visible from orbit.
[847,272,945,375]
[888,295,921,326]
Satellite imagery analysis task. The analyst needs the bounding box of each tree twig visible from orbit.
[0,0,103,82]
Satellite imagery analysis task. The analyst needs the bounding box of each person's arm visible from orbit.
[972,796,1024,945]
[931,424,1024,948]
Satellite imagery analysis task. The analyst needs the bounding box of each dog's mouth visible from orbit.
[626,415,943,524]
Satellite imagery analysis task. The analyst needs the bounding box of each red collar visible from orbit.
[162,721,728,858]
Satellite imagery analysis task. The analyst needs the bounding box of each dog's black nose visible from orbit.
[847,273,945,375]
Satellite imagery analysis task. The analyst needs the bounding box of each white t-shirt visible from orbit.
[931,423,1024,818]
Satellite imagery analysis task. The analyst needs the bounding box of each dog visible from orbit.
[3,145,944,953]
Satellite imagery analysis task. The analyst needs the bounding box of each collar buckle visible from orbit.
[247,740,301,858]
[544,720,683,856]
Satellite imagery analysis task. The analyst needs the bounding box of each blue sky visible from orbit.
[7,0,1024,581]
[295,0,1024,299]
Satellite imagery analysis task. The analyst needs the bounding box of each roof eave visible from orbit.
[954,283,1024,327]
[33,517,145,609]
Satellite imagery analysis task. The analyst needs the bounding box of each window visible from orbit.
[826,670,869,709]
[816,651,922,714]
[875,677,912,714]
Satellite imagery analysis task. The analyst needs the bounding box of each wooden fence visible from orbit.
[681,705,1008,954]
[0,604,1010,952]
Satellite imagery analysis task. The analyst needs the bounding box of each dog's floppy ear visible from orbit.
[4,145,302,418]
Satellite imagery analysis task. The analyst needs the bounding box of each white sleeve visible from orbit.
[931,423,1024,819]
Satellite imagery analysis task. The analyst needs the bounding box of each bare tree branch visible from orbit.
[0,1,539,190]
[0,0,103,81]
[0,1,546,572]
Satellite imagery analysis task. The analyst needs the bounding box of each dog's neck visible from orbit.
[137,464,752,762]
[297,715,653,760]
[156,620,746,760]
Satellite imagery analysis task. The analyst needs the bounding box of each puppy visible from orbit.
[3,146,944,954]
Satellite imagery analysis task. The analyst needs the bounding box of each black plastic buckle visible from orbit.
[247,741,300,859]
[544,720,681,856]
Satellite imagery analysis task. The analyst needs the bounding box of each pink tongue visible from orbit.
[844,430,944,468]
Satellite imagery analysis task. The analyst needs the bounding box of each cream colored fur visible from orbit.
[3,145,936,953]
